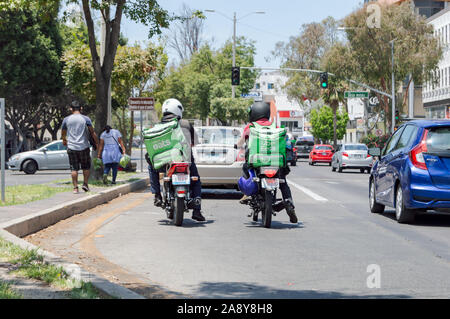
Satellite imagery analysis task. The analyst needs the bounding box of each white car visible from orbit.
[331,143,373,173]
[7,140,70,174]
[193,126,244,187]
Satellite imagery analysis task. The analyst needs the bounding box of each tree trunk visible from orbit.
[332,102,338,149]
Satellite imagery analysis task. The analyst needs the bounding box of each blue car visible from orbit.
[369,120,450,223]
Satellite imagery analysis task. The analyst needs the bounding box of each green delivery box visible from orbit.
[247,122,287,168]
[143,120,188,169]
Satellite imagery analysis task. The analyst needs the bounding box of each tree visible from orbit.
[168,3,205,63]
[0,0,64,152]
[156,37,257,124]
[62,0,171,139]
[340,1,442,131]
[310,105,348,143]
[272,17,339,105]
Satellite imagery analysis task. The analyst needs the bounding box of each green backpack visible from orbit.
[247,121,287,168]
[143,119,189,169]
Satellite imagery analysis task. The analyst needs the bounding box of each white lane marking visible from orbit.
[325,181,339,185]
[287,179,329,202]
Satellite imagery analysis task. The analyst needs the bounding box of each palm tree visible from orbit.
[321,79,348,149]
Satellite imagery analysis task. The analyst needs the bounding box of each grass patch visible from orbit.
[55,171,141,188]
[0,282,22,299]
[0,184,72,207]
[0,237,106,299]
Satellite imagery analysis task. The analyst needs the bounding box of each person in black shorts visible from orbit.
[61,101,98,193]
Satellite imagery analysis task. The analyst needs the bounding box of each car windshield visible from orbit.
[344,145,368,151]
[297,141,314,146]
[427,127,450,154]
[197,128,242,145]
[315,146,332,150]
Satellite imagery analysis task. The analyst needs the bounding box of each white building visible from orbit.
[253,71,305,136]
[422,6,450,119]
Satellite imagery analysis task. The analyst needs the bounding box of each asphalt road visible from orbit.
[27,159,450,298]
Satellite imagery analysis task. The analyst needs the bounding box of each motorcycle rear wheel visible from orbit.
[262,191,273,228]
[173,197,184,226]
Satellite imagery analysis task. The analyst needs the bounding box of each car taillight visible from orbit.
[410,130,429,170]
[293,148,297,152]
[343,152,349,157]
[366,154,371,158]
[261,168,278,178]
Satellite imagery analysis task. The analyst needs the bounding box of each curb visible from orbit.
[0,177,150,299]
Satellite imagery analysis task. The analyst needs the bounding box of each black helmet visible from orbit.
[248,101,271,122]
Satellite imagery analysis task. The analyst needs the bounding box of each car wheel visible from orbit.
[22,160,38,175]
[369,179,385,214]
[360,168,365,173]
[395,185,415,224]
[291,160,296,166]
[331,163,336,172]
[329,162,332,166]
[338,165,343,173]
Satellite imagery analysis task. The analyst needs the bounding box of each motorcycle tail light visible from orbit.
[262,168,278,178]
[167,163,189,177]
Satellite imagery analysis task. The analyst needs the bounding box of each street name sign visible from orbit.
[345,91,369,99]
[128,97,155,111]
[241,91,262,101]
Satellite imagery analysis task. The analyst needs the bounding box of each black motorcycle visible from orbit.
[246,166,287,228]
[159,162,198,226]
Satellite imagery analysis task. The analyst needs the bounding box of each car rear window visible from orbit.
[427,127,450,155]
[197,128,242,145]
[344,145,368,151]
[315,146,332,150]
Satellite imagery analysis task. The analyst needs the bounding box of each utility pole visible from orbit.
[390,39,396,133]
[101,12,112,126]
[232,12,237,99]
[1,98,5,203]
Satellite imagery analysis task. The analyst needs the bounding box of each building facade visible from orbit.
[422,6,450,119]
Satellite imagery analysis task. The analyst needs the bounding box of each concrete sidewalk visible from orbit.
[0,172,149,225]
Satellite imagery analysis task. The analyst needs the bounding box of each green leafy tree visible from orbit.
[310,105,348,143]
[0,0,64,152]
[340,1,442,131]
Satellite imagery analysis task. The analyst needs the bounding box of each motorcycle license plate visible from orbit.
[262,178,279,189]
[172,174,190,185]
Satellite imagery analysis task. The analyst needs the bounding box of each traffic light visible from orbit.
[395,110,400,121]
[231,66,240,86]
[320,72,328,89]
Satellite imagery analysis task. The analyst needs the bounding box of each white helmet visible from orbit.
[162,98,184,119]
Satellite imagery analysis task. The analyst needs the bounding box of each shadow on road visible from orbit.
[190,281,411,299]
[202,189,243,200]
[157,219,215,228]
[244,220,304,230]
[379,210,450,227]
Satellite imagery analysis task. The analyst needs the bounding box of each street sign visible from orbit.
[128,97,154,111]
[345,91,369,99]
[241,91,262,101]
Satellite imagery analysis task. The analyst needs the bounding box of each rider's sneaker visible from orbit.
[154,193,163,207]
[239,195,251,205]
[192,209,206,222]
[285,199,298,223]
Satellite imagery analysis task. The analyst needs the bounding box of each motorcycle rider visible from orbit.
[236,101,298,223]
[145,98,205,222]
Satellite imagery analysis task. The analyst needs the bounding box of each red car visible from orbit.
[309,144,334,166]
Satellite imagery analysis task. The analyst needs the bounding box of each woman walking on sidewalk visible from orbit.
[97,125,126,184]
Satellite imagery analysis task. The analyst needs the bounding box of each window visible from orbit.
[395,125,418,151]
[344,144,368,151]
[382,126,405,156]
[268,83,274,90]
[45,142,62,151]
[255,83,260,89]
[427,127,450,155]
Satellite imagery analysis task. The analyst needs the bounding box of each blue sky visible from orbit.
[120,0,364,66]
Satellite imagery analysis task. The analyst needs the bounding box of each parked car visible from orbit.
[331,143,373,173]
[7,140,69,174]
[309,144,334,166]
[296,137,314,159]
[369,120,450,223]
[193,126,244,187]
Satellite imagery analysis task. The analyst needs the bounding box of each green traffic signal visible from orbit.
[320,72,328,89]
